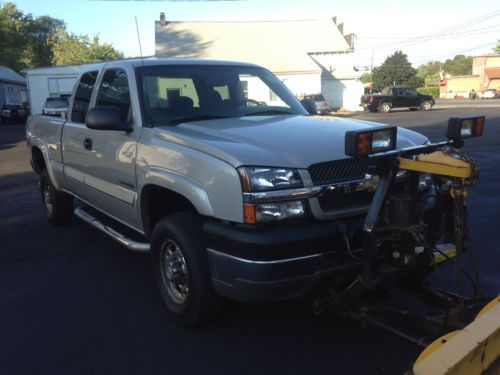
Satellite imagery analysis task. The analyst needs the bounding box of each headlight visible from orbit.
[238,167,303,192]
[244,200,306,224]
[445,116,485,140]
[345,126,397,157]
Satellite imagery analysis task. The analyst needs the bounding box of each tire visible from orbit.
[379,102,392,113]
[421,100,433,111]
[151,212,220,326]
[40,169,73,225]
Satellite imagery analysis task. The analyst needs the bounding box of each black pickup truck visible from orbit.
[360,86,434,113]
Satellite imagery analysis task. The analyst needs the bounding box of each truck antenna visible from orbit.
[135,16,144,66]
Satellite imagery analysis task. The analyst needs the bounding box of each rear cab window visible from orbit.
[71,71,99,123]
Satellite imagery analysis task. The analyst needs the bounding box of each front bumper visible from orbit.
[204,219,363,302]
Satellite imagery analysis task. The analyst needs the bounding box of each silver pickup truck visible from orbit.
[27,58,441,325]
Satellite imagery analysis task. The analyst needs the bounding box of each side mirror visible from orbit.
[86,106,132,133]
[300,98,317,115]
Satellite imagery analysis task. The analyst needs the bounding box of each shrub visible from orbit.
[417,87,440,97]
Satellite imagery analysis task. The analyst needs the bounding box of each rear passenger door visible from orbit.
[392,88,406,107]
[61,71,99,197]
[79,67,142,229]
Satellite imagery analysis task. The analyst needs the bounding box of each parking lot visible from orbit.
[1,104,499,374]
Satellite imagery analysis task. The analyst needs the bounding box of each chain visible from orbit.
[452,190,466,302]
[451,185,484,300]
[462,203,484,297]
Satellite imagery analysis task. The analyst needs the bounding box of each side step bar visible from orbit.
[74,206,150,252]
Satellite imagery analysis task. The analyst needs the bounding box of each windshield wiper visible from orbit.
[169,115,230,125]
[243,109,296,116]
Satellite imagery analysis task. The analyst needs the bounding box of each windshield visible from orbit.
[45,98,68,108]
[137,65,307,126]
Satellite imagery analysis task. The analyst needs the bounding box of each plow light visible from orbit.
[445,116,485,141]
[345,126,397,157]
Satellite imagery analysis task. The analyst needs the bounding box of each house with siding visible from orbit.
[0,66,27,106]
[155,15,363,111]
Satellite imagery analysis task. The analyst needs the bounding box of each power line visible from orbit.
[355,10,500,53]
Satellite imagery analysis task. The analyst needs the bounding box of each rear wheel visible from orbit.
[151,212,220,326]
[40,169,73,225]
[421,100,433,111]
[379,102,392,113]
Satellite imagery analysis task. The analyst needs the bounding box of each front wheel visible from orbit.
[421,100,433,111]
[40,169,73,225]
[151,212,220,326]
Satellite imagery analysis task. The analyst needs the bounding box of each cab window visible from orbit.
[71,71,98,123]
[96,69,131,122]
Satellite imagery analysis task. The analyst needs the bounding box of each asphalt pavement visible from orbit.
[0,105,499,374]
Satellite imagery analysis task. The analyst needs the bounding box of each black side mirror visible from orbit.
[86,106,132,133]
[300,98,317,115]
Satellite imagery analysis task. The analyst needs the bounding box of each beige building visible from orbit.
[155,15,364,110]
[440,54,500,98]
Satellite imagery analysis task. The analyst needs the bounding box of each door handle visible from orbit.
[83,138,93,151]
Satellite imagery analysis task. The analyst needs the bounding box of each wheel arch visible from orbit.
[139,182,210,239]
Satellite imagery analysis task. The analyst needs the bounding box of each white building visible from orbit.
[155,16,363,111]
[0,66,27,106]
[25,63,101,115]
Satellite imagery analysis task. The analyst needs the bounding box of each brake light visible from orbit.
[323,102,328,107]
[370,96,374,103]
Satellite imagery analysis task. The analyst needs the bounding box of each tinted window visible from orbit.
[405,88,418,97]
[71,71,98,123]
[96,69,131,122]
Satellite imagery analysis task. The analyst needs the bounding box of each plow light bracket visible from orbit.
[445,116,485,141]
[345,126,397,157]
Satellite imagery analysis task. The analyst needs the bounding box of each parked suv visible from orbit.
[481,89,498,99]
[303,94,332,114]
[42,97,69,117]
[1,104,29,124]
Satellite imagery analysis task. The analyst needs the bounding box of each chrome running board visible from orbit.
[74,206,150,252]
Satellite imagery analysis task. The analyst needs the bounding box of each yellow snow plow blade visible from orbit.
[433,244,457,264]
[412,296,500,375]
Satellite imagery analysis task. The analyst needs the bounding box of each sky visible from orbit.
[11,0,500,70]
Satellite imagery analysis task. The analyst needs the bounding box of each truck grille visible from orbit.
[308,158,369,186]
[318,190,373,212]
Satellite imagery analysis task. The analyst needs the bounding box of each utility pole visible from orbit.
[370,49,374,73]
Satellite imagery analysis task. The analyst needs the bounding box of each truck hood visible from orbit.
[155,115,428,168]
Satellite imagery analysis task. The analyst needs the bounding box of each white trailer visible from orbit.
[25,63,101,115]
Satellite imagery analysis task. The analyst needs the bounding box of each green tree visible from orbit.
[416,61,443,87]
[0,3,27,71]
[360,72,372,84]
[372,51,423,91]
[494,40,500,54]
[443,55,472,76]
[1,2,123,72]
[52,31,123,66]
[21,15,65,67]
